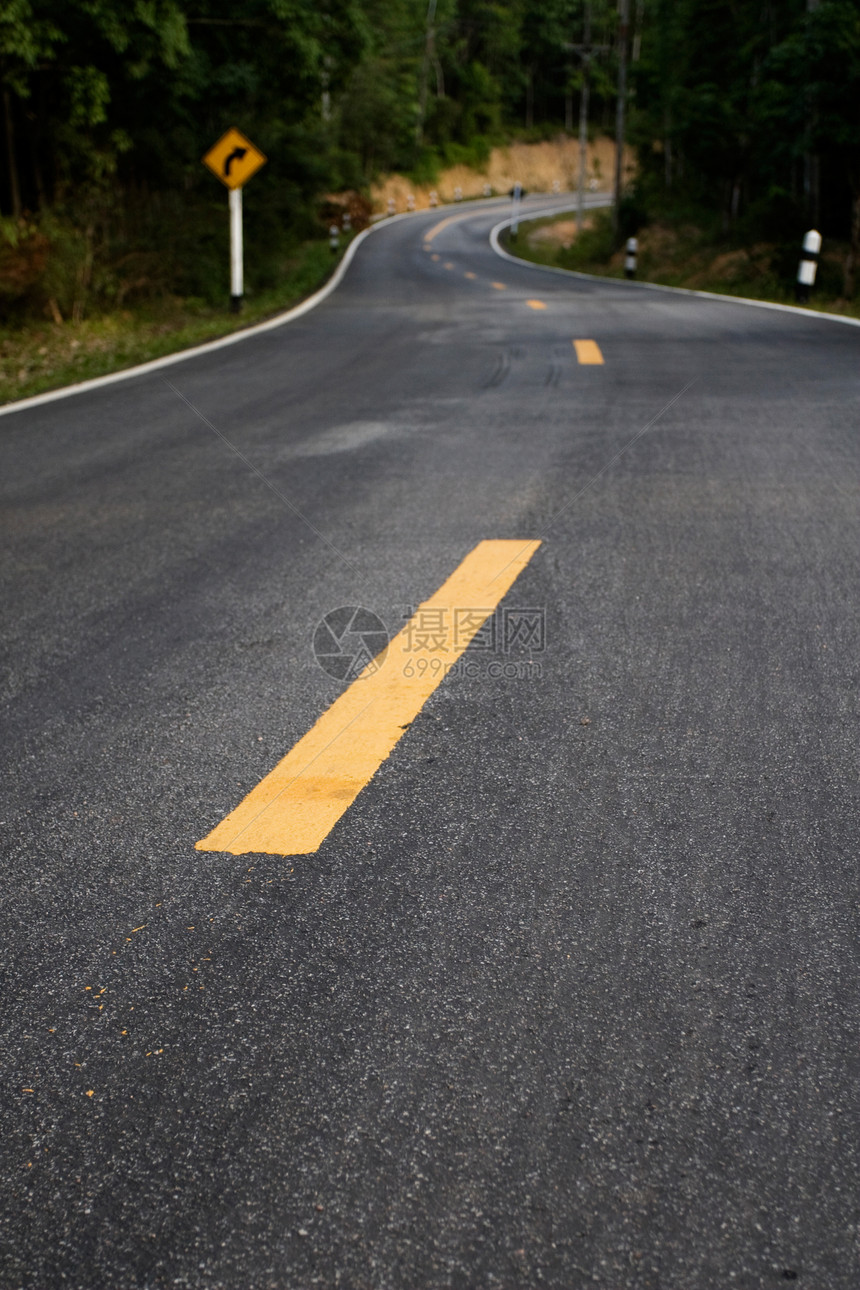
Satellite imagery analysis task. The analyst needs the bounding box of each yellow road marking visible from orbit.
[431,253,440,261]
[573,339,604,364]
[526,300,546,310]
[464,271,477,280]
[423,212,476,243]
[444,262,454,270]
[196,540,541,857]
[491,282,506,290]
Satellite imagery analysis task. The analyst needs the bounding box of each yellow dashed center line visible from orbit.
[444,262,454,270]
[573,339,604,364]
[464,271,477,280]
[423,212,477,243]
[526,299,546,310]
[491,282,507,290]
[431,253,440,262]
[196,540,541,857]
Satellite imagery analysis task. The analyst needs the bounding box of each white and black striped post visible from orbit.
[796,229,821,302]
[483,183,492,198]
[406,193,415,212]
[387,197,396,217]
[624,235,638,279]
[429,190,438,208]
[454,186,463,202]
[343,211,351,232]
[510,181,523,240]
[329,223,340,254]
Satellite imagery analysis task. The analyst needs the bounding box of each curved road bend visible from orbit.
[2,195,860,1288]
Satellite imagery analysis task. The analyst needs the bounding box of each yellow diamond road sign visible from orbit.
[203,128,267,190]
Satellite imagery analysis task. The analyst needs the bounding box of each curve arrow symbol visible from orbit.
[224,146,248,177]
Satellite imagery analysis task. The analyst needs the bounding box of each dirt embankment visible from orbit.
[370,136,634,212]
[525,217,591,249]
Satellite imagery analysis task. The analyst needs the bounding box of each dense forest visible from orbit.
[1,0,859,318]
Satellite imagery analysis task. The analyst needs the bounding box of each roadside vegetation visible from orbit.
[505,210,860,320]
[1,0,858,404]
[0,237,353,404]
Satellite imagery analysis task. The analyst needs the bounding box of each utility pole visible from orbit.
[803,0,821,226]
[564,5,607,233]
[612,0,630,233]
[577,3,592,233]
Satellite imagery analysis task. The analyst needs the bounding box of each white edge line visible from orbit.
[490,206,860,331]
[0,196,541,420]
[0,192,651,420]
[0,211,425,419]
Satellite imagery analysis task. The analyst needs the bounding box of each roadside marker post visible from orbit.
[625,236,638,279]
[203,128,267,314]
[329,223,340,254]
[796,229,821,302]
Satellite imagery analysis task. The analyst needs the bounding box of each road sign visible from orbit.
[203,128,266,191]
[203,129,267,313]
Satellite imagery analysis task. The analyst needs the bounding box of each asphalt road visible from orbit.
[2,195,860,1290]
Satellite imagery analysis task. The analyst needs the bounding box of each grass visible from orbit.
[503,211,860,321]
[0,237,350,407]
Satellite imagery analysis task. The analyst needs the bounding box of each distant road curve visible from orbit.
[492,203,860,332]
[0,192,610,421]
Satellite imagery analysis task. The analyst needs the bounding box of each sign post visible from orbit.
[510,182,523,240]
[229,189,243,308]
[203,128,267,313]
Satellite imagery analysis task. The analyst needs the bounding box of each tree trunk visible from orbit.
[804,149,820,226]
[321,56,331,124]
[433,58,444,99]
[632,0,645,61]
[843,190,860,300]
[3,86,22,218]
[415,0,438,145]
